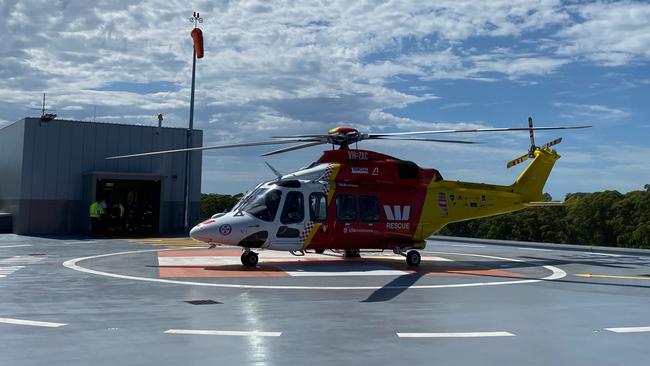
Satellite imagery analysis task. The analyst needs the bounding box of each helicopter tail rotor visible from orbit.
[506,117,566,169]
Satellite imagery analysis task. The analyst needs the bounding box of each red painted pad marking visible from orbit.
[156,251,528,279]
[160,265,289,278]
[158,249,243,257]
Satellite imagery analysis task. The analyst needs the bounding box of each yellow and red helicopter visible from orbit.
[111,117,589,267]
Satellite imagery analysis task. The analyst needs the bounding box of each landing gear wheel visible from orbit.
[315,249,325,254]
[240,251,259,267]
[406,250,421,267]
[344,249,361,258]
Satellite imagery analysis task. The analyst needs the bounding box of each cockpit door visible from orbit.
[272,191,306,251]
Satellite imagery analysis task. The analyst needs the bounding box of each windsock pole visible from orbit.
[184,11,203,232]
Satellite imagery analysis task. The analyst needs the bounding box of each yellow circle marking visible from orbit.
[575,273,650,281]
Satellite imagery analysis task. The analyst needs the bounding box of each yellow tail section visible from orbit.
[413,147,560,243]
[511,149,560,202]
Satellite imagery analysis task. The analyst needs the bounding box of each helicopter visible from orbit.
[109,117,590,267]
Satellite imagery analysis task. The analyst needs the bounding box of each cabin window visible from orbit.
[359,195,380,222]
[243,189,282,222]
[309,193,327,222]
[336,194,357,222]
[396,160,419,179]
[280,191,305,224]
[276,226,300,238]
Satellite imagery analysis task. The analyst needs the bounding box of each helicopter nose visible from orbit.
[189,219,214,243]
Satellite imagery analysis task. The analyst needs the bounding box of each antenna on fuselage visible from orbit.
[265,162,283,180]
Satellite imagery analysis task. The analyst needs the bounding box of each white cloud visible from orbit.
[556,2,650,66]
[553,102,631,122]
[0,0,574,130]
[62,105,84,111]
[439,102,472,110]
[0,0,646,196]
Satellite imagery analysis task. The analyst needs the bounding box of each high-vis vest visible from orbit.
[90,202,101,218]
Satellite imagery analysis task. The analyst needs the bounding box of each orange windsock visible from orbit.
[191,28,204,59]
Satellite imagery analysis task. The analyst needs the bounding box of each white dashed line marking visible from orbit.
[0,244,32,248]
[451,244,486,248]
[0,266,25,275]
[165,329,282,337]
[0,318,67,328]
[605,326,650,333]
[588,252,624,258]
[397,331,515,338]
[0,256,44,279]
[0,256,43,265]
[516,247,553,252]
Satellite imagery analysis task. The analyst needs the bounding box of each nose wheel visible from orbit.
[240,250,259,267]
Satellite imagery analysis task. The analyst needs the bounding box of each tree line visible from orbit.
[440,185,650,248]
[200,193,243,220]
[201,185,650,248]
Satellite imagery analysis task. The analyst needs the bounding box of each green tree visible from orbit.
[200,193,244,219]
[441,186,650,249]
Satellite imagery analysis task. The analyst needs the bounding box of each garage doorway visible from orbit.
[95,179,161,237]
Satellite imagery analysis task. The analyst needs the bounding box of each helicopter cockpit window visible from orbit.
[280,191,304,224]
[242,189,282,222]
[336,194,356,222]
[359,195,380,222]
[309,193,327,222]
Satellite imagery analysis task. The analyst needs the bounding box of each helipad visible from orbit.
[2,235,650,366]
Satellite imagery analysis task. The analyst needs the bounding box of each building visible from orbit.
[0,117,202,235]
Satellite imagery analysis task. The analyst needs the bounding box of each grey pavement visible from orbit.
[1,234,650,366]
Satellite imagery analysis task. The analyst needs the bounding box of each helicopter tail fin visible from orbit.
[511,148,560,202]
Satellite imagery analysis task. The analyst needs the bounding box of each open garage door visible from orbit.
[95,179,161,237]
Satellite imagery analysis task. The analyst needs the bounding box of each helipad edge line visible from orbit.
[605,326,650,333]
[397,331,515,338]
[165,329,282,337]
[516,247,553,252]
[0,317,67,328]
[62,249,566,290]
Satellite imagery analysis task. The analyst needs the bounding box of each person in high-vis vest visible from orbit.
[107,200,125,235]
[89,199,106,236]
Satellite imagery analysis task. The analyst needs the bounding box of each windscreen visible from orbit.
[242,189,282,222]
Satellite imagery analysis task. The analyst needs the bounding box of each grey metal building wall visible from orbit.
[0,117,202,235]
[0,120,25,221]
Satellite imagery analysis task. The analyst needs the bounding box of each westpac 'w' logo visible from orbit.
[383,205,410,221]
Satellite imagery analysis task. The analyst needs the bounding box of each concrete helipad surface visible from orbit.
[2,234,650,366]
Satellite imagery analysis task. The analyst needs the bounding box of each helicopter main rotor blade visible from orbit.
[261,141,325,156]
[369,125,591,138]
[371,137,478,144]
[271,134,330,139]
[106,138,321,160]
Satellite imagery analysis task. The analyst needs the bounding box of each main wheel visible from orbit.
[344,249,361,258]
[406,250,421,267]
[241,251,259,267]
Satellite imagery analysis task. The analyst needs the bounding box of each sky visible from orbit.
[1,0,649,200]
